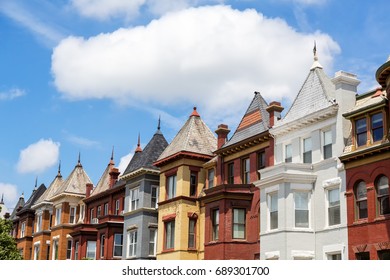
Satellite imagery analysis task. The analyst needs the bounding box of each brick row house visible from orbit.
[339,57,390,260]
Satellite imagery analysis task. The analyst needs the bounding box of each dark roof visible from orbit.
[9,195,25,221]
[18,184,46,214]
[222,92,270,148]
[123,129,168,176]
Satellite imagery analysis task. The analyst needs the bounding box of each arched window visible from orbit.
[376,176,389,216]
[355,181,368,219]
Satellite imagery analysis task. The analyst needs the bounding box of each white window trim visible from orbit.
[265,251,280,260]
[151,185,159,209]
[129,187,140,211]
[291,250,315,260]
[149,229,157,257]
[323,244,345,260]
[322,128,333,160]
[127,230,137,258]
[69,206,77,224]
[66,239,73,260]
[267,192,278,231]
[302,136,312,164]
[284,143,292,163]
[293,191,311,230]
[55,207,62,226]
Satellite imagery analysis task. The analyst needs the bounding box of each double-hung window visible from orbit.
[303,137,312,164]
[355,118,367,147]
[151,186,158,208]
[36,214,42,232]
[295,192,309,228]
[269,193,278,230]
[167,175,177,199]
[104,203,109,216]
[328,188,340,226]
[149,229,157,256]
[190,173,197,197]
[100,234,105,259]
[232,208,246,239]
[212,209,219,241]
[115,199,120,215]
[188,219,196,248]
[113,233,123,257]
[20,221,26,238]
[376,176,389,216]
[130,187,139,211]
[227,162,234,184]
[66,240,72,260]
[127,231,137,257]
[355,181,368,219]
[323,130,332,159]
[165,220,175,250]
[371,113,384,142]
[69,206,76,224]
[55,207,62,226]
[208,169,215,189]
[86,241,96,260]
[285,144,292,163]
[242,158,250,184]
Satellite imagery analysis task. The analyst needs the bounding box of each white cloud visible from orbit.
[52,5,340,127]
[17,139,60,174]
[67,135,101,148]
[118,152,133,174]
[0,183,19,210]
[0,88,26,101]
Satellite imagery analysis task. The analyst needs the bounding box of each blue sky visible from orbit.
[0,0,389,210]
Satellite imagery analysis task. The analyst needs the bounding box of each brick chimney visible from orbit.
[86,183,93,198]
[266,101,284,127]
[215,124,230,149]
[109,168,120,188]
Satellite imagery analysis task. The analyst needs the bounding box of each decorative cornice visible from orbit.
[120,167,159,181]
[215,132,270,156]
[154,151,213,167]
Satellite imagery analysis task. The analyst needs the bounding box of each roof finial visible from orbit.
[158,115,161,130]
[310,40,323,70]
[0,193,4,204]
[34,176,38,190]
[190,106,200,117]
[135,133,143,153]
[57,160,62,176]
[111,146,114,161]
[313,40,317,60]
[76,152,82,167]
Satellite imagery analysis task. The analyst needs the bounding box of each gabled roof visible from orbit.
[222,92,270,149]
[155,107,217,165]
[122,125,168,177]
[9,195,25,221]
[51,158,92,200]
[89,154,115,197]
[33,165,64,208]
[274,55,335,128]
[18,183,46,214]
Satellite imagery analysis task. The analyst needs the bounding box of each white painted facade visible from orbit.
[255,59,360,259]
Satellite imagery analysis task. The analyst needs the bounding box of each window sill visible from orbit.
[374,215,390,222]
[352,219,368,225]
[162,248,175,254]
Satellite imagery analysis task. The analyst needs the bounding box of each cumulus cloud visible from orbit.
[17,139,60,174]
[52,5,340,126]
[0,183,19,209]
[0,88,26,101]
[118,152,133,174]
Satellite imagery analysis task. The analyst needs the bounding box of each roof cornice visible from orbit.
[215,131,271,156]
[154,151,214,167]
[120,167,159,181]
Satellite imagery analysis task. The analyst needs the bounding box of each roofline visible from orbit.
[343,98,387,119]
[215,131,271,156]
[154,151,214,167]
[120,167,159,181]
[376,59,390,87]
[339,141,390,162]
[83,182,126,203]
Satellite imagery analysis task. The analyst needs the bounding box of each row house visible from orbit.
[339,57,390,260]
[121,121,168,259]
[201,92,278,259]
[14,182,47,260]
[71,153,125,260]
[256,51,360,259]
[154,108,217,260]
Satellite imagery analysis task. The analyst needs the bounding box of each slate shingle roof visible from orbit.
[222,92,270,148]
[274,63,335,128]
[89,156,115,197]
[156,108,217,162]
[18,183,46,214]
[123,127,168,176]
[33,169,64,208]
[9,195,25,221]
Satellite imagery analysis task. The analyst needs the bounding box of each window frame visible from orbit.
[190,172,197,197]
[74,241,79,260]
[371,112,384,143]
[151,186,158,208]
[242,158,250,184]
[232,208,246,239]
[20,221,26,238]
[211,208,219,241]
[69,206,77,224]
[113,233,123,258]
[188,218,196,249]
[294,192,310,228]
[149,229,157,256]
[355,117,367,147]
[303,137,312,164]
[66,239,72,260]
[164,220,175,250]
[127,231,137,258]
[115,199,120,215]
[323,130,332,159]
[208,169,215,189]
[100,234,105,259]
[268,192,278,230]
[327,188,341,226]
[227,162,234,184]
[376,176,390,216]
[86,241,96,260]
[166,174,177,199]
[55,207,62,226]
[36,213,42,232]
[129,187,140,211]
[285,144,292,163]
[355,181,368,220]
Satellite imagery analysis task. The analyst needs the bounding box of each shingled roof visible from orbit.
[274,53,335,128]
[222,92,270,149]
[155,107,217,165]
[51,157,92,200]
[9,195,25,221]
[17,183,46,214]
[89,152,116,197]
[122,123,168,177]
[33,164,64,208]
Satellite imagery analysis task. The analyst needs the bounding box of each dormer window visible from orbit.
[371,113,384,142]
[355,118,367,147]
[354,112,384,147]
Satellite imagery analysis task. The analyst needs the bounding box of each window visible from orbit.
[113,233,123,257]
[130,188,139,211]
[36,214,42,232]
[49,213,53,229]
[227,162,234,184]
[269,193,278,230]
[323,130,332,159]
[258,151,266,170]
[242,158,250,184]
[55,207,62,226]
[212,209,219,241]
[104,203,109,216]
[355,181,368,219]
[100,235,105,259]
[190,173,197,196]
[376,176,389,215]
[90,208,94,222]
[74,242,79,260]
[378,249,390,260]
[20,221,26,237]
[69,206,76,224]
[355,252,370,260]
[46,245,50,260]
[327,253,342,260]
[97,206,101,217]
[151,186,158,208]
[371,113,384,142]
[115,199,120,215]
[208,169,215,189]
[233,208,246,239]
[167,175,177,199]
[328,189,340,226]
[79,205,85,222]
[34,245,40,260]
[303,137,312,163]
[355,118,367,147]
[165,220,175,250]
[188,219,196,248]
[149,229,157,256]
[52,240,59,260]
[127,231,137,257]
[66,240,72,260]
[285,144,292,163]
[86,241,96,260]
[295,192,309,228]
